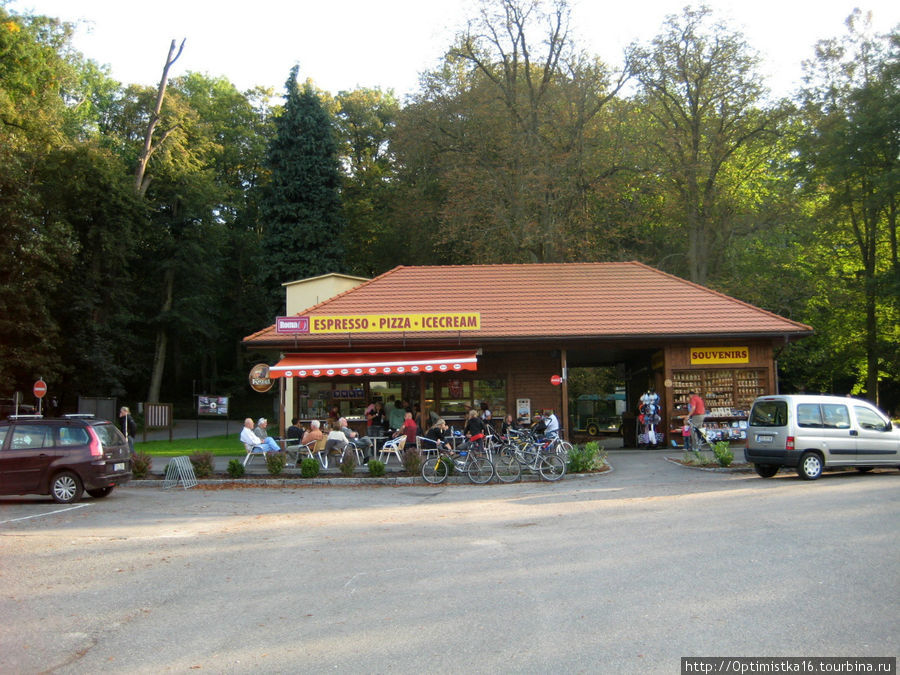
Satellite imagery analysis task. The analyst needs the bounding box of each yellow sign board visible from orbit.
[308,313,481,334]
[690,346,750,364]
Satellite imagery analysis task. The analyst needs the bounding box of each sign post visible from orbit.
[33,378,47,415]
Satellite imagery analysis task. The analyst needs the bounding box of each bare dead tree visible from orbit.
[134,39,185,196]
[139,40,184,404]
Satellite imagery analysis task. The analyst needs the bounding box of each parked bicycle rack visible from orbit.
[163,456,198,490]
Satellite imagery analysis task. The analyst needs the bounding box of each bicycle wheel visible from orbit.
[497,443,516,460]
[495,454,521,483]
[422,456,449,484]
[538,453,566,481]
[555,440,573,462]
[466,455,495,484]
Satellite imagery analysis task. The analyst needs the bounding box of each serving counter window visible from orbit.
[296,382,367,421]
[439,379,472,419]
[473,379,506,419]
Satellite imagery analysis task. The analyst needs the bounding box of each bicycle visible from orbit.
[685,418,713,453]
[497,435,566,482]
[421,442,495,484]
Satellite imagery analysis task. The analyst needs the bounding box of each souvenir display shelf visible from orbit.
[669,368,766,443]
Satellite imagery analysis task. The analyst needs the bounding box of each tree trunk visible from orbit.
[146,267,174,403]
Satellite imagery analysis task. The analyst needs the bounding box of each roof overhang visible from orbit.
[268,350,478,379]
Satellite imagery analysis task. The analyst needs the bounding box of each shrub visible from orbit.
[368,459,386,477]
[131,452,153,479]
[300,457,320,478]
[713,441,734,467]
[401,447,423,475]
[226,459,245,478]
[266,451,286,475]
[339,454,357,477]
[683,450,708,465]
[567,441,606,473]
[190,452,214,478]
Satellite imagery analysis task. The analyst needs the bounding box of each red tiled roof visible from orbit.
[243,262,812,348]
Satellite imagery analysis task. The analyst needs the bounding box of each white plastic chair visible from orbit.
[242,442,267,467]
[379,436,406,465]
[416,436,440,458]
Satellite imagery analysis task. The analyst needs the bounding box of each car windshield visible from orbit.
[749,400,787,427]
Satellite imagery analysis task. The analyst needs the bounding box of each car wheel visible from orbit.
[87,487,114,498]
[586,424,599,436]
[796,452,823,480]
[51,471,84,504]
[754,464,779,478]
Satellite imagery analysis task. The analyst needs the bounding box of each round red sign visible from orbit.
[550,374,563,386]
[33,379,47,398]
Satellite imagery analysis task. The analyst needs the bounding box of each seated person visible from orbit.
[325,426,349,457]
[254,417,275,441]
[338,417,372,460]
[501,414,517,436]
[286,418,303,442]
[300,419,324,446]
[241,417,279,452]
[424,419,453,452]
[393,411,418,446]
[531,413,547,435]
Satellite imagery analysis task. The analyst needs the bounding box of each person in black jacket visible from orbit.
[119,406,137,455]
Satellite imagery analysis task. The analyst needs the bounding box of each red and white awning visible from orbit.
[268,350,478,378]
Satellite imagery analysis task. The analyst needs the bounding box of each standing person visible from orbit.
[682,420,693,451]
[687,390,706,446]
[388,399,406,433]
[456,409,485,454]
[542,410,560,437]
[119,406,136,455]
[366,401,385,438]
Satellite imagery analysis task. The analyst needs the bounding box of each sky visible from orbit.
[8,0,899,100]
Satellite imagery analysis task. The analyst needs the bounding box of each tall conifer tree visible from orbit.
[261,66,345,309]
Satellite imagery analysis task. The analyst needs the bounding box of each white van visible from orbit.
[745,394,900,479]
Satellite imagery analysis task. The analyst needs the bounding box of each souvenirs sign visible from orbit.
[301,312,481,334]
[689,347,750,365]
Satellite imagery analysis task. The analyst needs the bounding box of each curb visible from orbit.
[663,456,753,473]
[128,462,614,488]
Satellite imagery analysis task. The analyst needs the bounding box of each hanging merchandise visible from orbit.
[637,388,662,448]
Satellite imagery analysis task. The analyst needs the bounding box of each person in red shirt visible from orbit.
[687,390,707,446]
[394,411,418,446]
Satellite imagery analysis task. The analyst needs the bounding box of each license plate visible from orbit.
[114,462,125,472]
[755,434,773,443]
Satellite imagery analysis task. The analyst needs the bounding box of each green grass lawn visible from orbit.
[134,435,242,457]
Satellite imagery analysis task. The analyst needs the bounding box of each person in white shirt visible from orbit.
[325,426,349,457]
[542,410,560,437]
[241,417,279,451]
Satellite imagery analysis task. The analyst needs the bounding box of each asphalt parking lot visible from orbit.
[1,450,897,674]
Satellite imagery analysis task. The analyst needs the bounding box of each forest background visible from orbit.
[1,0,897,417]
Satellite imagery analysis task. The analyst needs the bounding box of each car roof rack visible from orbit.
[63,413,95,419]
[7,414,44,420]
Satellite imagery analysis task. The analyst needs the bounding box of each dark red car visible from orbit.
[0,415,132,503]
